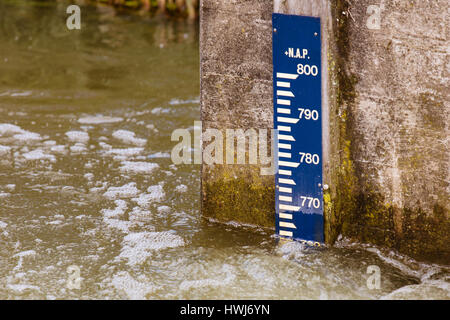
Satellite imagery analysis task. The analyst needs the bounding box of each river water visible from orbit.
[0,0,448,300]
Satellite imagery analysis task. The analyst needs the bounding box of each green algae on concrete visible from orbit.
[201,0,449,264]
[202,164,275,228]
[326,0,450,264]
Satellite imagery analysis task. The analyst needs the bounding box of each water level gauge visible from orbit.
[273,13,324,245]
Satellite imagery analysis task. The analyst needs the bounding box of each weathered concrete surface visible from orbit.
[200,0,275,227]
[201,0,449,263]
[327,0,449,263]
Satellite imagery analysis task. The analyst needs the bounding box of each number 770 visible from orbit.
[300,196,321,209]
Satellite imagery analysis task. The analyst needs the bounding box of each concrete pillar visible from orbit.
[200,0,449,263]
[200,0,275,227]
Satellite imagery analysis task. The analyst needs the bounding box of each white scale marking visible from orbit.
[278,152,291,158]
[277,117,299,124]
[279,161,299,168]
[279,221,297,229]
[277,125,291,132]
[279,187,292,193]
[277,108,291,114]
[278,134,295,141]
[277,90,295,97]
[279,204,300,211]
[276,72,299,80]
[277,99,291,106]
[279,178,295,185]
[279,195,292,202]
[276,72,304,239]
[277,81,290,88]
[279,230,293,237]
[278,143,291,149]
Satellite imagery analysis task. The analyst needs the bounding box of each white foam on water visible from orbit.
[157,206,171,214]
[50,145,66,154]
[0,221,7,229]
[131,185,165,207]
[22,149,56,162]
[111,271,159,300]
[101,200,128,218]
[131,194,156,208]
[179,278,223,291]
[0,123,42,142]
[337,238,447,282]
[43,140,56,146]
[78,116,123,124]
[147,152,170,159]
[89,181,108,193]
[13,132,42,141]
[112,130,147,146]
[119,161,159,174]
[179,264,236,291]
[175,184,188,193]
[105,147,144,157]
[103,183,140,200]
[0,145,11,155]
[118,231,184,266]
[334,237,450,298]
[103,217,131,233]
[0,192,10,198]
[0,123,24,136]
[14,272,26,279]
[169,98,200,105]
[10,91,33,97]
[7,284,41,295]
[13,250,36,258]
[147,185,165,197]
[145,124,159,133]
[69,143,87,153]
[277,241,308,261]
[5,184,15,191]
[242,258,276,287]
[65,131,89,144]
[47,220,62,225]
[99,142,112,150]
[150,107,170,115]
[381,280,450,300]
[128,206,153,226]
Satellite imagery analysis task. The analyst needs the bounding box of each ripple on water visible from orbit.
[117,231,185,266]
[119,161,159,174]
[103,183,140,200]
[78,116,124,125]
[112,130,147,147]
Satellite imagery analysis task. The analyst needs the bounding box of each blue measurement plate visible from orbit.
[273,13,323,244]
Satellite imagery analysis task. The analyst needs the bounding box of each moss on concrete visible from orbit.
[341,189,449,264]
[325,0,359,245]
[202,165,275,228]
[200,0,448,263]
[327,0,450,264]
